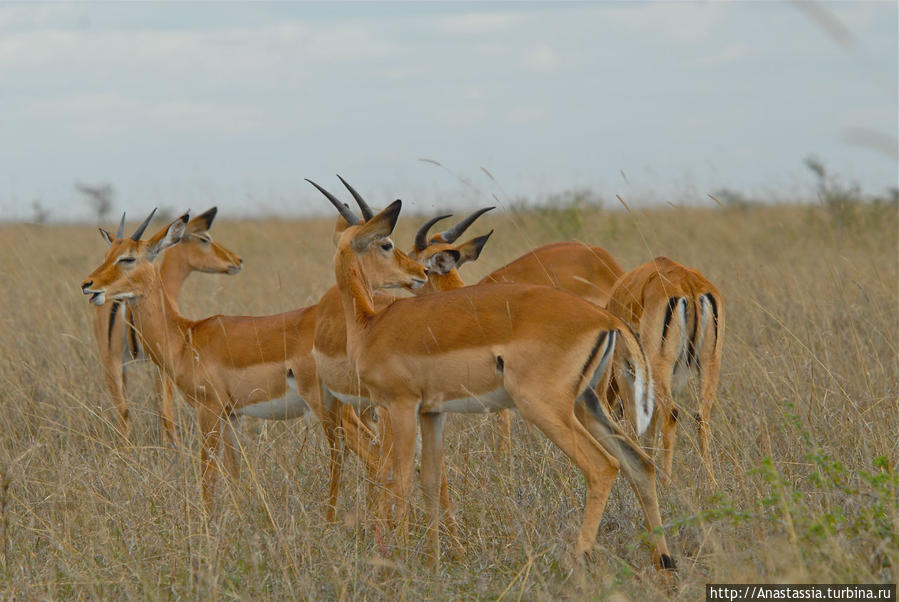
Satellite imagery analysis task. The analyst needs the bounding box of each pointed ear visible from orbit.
[351,199,401,251]
[146,213,190,260]
[187,207,217,233]
[98,228,114,247]
[427,250,461,275]
[332,214,352,247]
[454,230,493,268]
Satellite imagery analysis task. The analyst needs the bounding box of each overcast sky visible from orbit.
[1,1,896,222]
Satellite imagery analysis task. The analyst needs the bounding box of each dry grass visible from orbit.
[0,200,896,599]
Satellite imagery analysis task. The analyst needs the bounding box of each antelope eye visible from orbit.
[197,235,211,244]
[380,241,393,252]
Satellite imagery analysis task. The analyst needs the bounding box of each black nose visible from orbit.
[423,268,430,276]
[82,280,93,291]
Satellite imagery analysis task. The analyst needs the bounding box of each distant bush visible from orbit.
[533,188,604,239]
[710,187,757,210]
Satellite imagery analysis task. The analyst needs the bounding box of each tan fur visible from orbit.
[81,216,351,512]
[90,209,242,442]
[607,256,725,484]
[328,201,672,571]
[477,241,625,440]
[312,217,491,541]
[481,241,624,306]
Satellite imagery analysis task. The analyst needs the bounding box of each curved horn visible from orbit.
[439,206,495,243]
[115,212,126,239]
[336,175,374,221]
[306,179,359,225]
[130,208,157,241]
[414,214,453,252]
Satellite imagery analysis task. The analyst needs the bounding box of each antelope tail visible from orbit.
[617,325,654,436]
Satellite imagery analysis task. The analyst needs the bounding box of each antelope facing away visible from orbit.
[606,256,724,485]
[92,208,242,442]
[316,190,675,572]
[481,241,624,307]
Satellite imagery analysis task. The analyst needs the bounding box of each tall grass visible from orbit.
[0,201,896,599]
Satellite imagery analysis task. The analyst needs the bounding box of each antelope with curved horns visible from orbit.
[81,210,338,508]
[309,177,494,539]
[606,256,724,485]
[93,207,243,441]
[316,191,674,572]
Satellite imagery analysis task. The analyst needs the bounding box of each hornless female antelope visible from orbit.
[314,187,675,572]
[80,213,338,507]
[481,241,624,307]
[92,208,242,441]
[606,256,724,485]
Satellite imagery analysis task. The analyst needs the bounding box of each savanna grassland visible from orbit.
[0,199,896,600]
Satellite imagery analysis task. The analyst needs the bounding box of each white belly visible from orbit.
[428,387,514,414]
[236,394,311,420]
[330,390,375,410]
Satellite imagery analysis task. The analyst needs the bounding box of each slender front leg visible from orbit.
[320,398,345,523]
[222,414,241,481]
[154,368,178,444]
[380,401,418,554]
[196,405,222,510]
[419,412,447,566]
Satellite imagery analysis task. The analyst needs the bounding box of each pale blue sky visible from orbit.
[1,1,896,221]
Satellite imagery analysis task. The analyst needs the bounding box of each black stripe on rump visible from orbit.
[703,293,719,348]
[580,385,646,467]
[661,296,680,350]
[577,331,608,392]
[108,300,121,347]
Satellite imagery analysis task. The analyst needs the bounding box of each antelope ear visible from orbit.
[455,230,493,268]
[98,228,114,247]
[188,207,217,233]
[146,213,190,260]
[332,214,353,247]
[352,199,402,251]
[427,250,461,275]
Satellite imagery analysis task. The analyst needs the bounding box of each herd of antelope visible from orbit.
[79,177,725,575]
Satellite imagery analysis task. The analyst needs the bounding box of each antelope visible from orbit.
[477,241,625,440]
[606,257,724,485]
[481,241,624,307]
[80,212,342,508]
[308,177,493,535]
[91,208,242,442]
[313,184,675,572]
[80,205,491,519]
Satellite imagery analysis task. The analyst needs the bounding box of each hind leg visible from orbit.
[575,388,675,571]
[697,355,720,486]
[653,363,677,481]
[506,382,620,556]
[696,295,723,486]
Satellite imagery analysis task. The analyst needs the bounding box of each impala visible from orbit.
[314,187,675,572]
[80,212,344,508]
[481,241,624,307]
[606,256,724,484]
[308,177,493,536]
[92,207,242,441]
